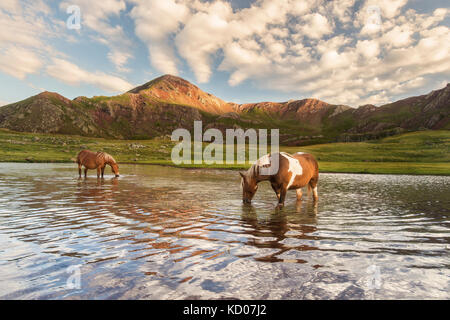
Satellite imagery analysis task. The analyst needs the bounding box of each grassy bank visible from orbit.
[0,129,449,175]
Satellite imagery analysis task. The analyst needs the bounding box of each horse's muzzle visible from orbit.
[115,174,120,177]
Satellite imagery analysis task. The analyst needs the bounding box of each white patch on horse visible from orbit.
[256,154,271,166]
[281,152,303,189]
[295,152,305,155]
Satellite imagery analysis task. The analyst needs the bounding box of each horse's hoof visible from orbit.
[275,204,284,210]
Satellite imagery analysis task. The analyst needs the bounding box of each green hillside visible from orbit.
[0,129,448,175]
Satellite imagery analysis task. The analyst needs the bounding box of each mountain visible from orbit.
[328,83,450,141]
[127,75,235,114]
[0,75,448,144]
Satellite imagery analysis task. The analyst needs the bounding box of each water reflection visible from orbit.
[0,163,449,299]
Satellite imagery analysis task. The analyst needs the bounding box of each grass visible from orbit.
[286,130,450,163]
[0,129,449,175]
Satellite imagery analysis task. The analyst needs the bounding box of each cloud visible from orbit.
[219,42,272,86]
[0,47,43,79]
[0,0,135,93]
[1,0,449,107]
[326,0,356,25]
[298,13,333,39]
[129,0,335,85]
[175,1,233,82]
[126,0,448,105]
[356,39,380,59]
[46,59,134,93]
[381,25,413,48]
[0,0,68,81]
[130,0,190,75]
[130,0,297,83]
[108,51,133,73]
[59,0,132,71]
[373,0,408,19]
[0,0,59,48]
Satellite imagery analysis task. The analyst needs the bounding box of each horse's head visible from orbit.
[240,171,258,204]
[104,153,120,177]
[111,162,120,177]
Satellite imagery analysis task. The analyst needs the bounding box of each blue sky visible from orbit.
[0,0,449,107]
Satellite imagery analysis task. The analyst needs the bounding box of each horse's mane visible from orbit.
[97,152,116,164]
[244,162,261,183]
[248,163,258,180]
[246,153,277,181]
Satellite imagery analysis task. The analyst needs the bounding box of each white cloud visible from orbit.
[130,0,190,75]
[0,0,61,49]
[0,47,43,79]
[175,1,233,83]
[130,0,297,82]
[298,13,333,39]
[1,0,448,107]
[107,51,132,73]
[134,0,446,106]
[381,25,413,48]
[375,0,408,19]
[0,0,66,80]
[316,35,351,54]
[46,59,134,93]
[390,77,426,95]
[356,39,380,59]
[219,42,272,86]
[326,0,355,25]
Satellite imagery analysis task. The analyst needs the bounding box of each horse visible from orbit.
[240,152,319,208]
[76,150,120,178]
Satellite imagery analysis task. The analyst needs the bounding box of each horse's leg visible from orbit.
[276,184,288,209]
[295,199,303,213]
[84,168,88,178]
[101,166,105,178]
[271,183,281,202]
[78,163,82,177]
[296,188,303,201]
[309,178,318,202]
[97,167,101,179]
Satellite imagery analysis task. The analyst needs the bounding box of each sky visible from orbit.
[0,0,449,107]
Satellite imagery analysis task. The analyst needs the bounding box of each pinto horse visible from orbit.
[240,152,319,208]
[76,150,120,178]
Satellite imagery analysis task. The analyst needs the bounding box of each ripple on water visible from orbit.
[0,164,449,299]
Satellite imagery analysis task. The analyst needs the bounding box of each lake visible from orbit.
[0,163,449,299]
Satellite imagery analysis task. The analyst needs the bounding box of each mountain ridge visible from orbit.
[0,75,448,145]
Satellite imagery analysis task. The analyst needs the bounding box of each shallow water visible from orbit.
[0,163,449,299]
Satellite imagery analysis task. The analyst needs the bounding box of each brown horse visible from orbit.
[76,150,120,178]
[240,152,319,208]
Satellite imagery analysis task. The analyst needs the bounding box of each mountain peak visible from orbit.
[128,74,197,94]
[158,74,191,83]
[35,91,71,105]
[127,74,235,114]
